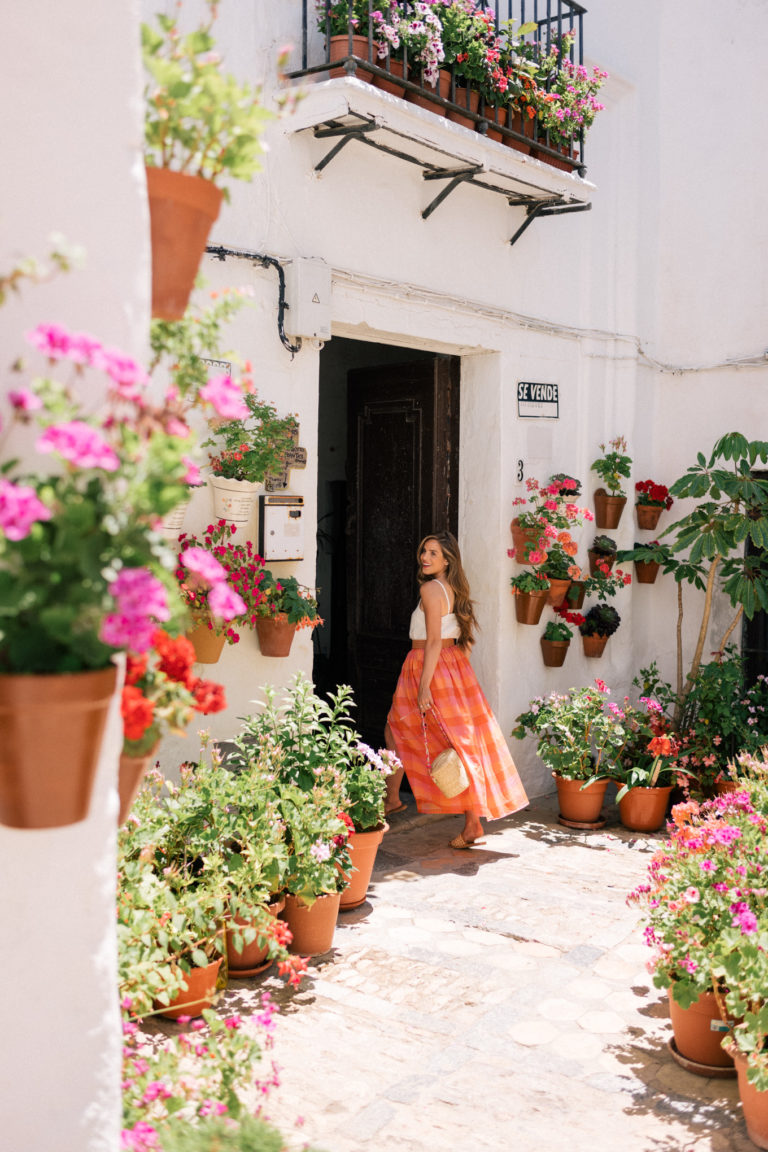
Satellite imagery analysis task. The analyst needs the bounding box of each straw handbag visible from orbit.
[421,707,470,799]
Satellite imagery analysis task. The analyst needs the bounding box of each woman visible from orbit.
[385,530,528,848]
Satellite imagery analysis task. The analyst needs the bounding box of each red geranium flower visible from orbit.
[191,678,227,715]
[152,628,196,688]
[121,685,155,741]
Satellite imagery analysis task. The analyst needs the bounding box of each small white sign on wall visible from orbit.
[517,381,559,419]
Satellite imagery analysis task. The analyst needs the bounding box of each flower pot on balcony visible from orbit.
[593,488,626,529]
[0,666,118,829]
[406,67,451,115]
[328,35,374,80]
[546,578,571,608]
[540,638,570,667]
[618,785,672,832]
[510,518,541,564]
[374,56,406,96]
[256,617,297,657]
[209,475,259,524]
[635,560,660,584]
[636,503,663,531]
[146,166,223,321]
[118,741,160,826]
[581,633,609,659]
[446,85,480,129]
[514,589,549,626]
[186,617,226,664]
[505,109,533,155]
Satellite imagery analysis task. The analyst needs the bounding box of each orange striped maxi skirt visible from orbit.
[387,646,529,818]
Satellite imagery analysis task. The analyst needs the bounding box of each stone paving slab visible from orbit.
[152,795,753,1151]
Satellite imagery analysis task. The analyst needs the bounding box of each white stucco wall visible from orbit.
[1,4,146,1148]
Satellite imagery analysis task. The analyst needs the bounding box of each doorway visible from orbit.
[314,338,460,746]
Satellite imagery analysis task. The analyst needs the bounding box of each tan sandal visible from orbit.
[449,834,487,850]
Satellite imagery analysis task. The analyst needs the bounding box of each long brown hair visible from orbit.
[416,530,478,649]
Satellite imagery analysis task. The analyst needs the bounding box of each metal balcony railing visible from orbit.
[287,1,589,173]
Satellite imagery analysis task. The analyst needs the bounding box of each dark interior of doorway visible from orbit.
[313,337,459,748]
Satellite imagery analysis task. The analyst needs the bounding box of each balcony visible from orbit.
[286,1,598,241]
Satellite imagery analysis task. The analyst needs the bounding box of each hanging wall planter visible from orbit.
[593,488,627,530]
[540,638,570,667]
[546,578,571,608]
[186,617,227,664]
[582,633,609,659]
[146,166,223,321]
[635,559,660,584]
[118,742,160,826]
[255,618,297,657]
[588,549,617,577]
[636,503,663,531]
[514,589,549,626]
[0,666,118,829]
[208,475,259,525]
[510,518,542,564]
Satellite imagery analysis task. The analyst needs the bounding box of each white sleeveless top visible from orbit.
[408,579,461,641]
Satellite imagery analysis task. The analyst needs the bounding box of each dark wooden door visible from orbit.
[347,357,459,745]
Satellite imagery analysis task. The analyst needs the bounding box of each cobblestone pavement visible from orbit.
[191,794,752,1151]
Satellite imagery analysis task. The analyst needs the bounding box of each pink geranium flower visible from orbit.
[0,478,52,540]
[181,546,229,585]
[208,581,246,621]
[200,374,249,419]
[37,420,120,471]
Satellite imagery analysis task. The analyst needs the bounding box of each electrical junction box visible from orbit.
[283,257,331,340]
[258,495,305,561]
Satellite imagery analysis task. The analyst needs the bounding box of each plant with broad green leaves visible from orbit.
[511,678,627,781]
[142,2,272,195]
[203,389,298,485]
[510,568,550,594]
[590,436,632,496]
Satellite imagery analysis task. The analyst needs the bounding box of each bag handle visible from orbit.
[420,706,452,770]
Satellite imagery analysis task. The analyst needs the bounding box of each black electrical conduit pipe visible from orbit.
[206,245,302,356]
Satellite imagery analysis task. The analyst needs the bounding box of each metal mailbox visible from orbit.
[258,495,305,561]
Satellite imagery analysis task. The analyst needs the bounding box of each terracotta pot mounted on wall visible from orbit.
[593,488,627,530]
[146,166,223,321]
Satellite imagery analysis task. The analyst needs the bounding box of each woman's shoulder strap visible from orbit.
[433,579,452,612]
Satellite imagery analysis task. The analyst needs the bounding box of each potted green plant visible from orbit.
[203,389,298,523]
[588,533,618,576]
[590,436,632,528]
[529,34,608,165]
[540,543,578,606]
[175,521,264,662]
[511,678,623,824]
[510,567,551,625]
[618,539,669,585]
[635,479,674,531]
[540,610,584,667]
[338,742,401,909]
[579,603,621,658]
[609,697,689,831]
[0,307,198,829]
[119,630,226,823]
[316,0,380,80]
[253,570,322,656]
[142,2,272,318]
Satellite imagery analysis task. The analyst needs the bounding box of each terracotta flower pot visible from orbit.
[540,638,570,668]
[283,891,341,956]
[581,633,609,659]
[726,1040,768,1149]
[546,577,571,607]
[636,503,663,531]
[588,549,617,577]
[510,517,542,564]
[446,85,480,128]
[635,560,660,584]
[118,741,160,825]
[514,588,549,625]
[374,57,406,96]
[159,957,223,1020]
[567,580,586,609]
[618,785,673,832]
[505,108,533,155]
[256,617,297,657]
[593,488,627,530]
[406,67,451,114]
[225,897,286,977]
[208,475,259,524]
[328,34,373,80]
[669,989,734,1069]
[186,619,226,664]
[0,665,118,829]
[554,775,608,824]
[146,166,223,321]
[340,823,388,910]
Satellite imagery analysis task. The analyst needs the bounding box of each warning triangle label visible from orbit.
[312,293,320,303]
